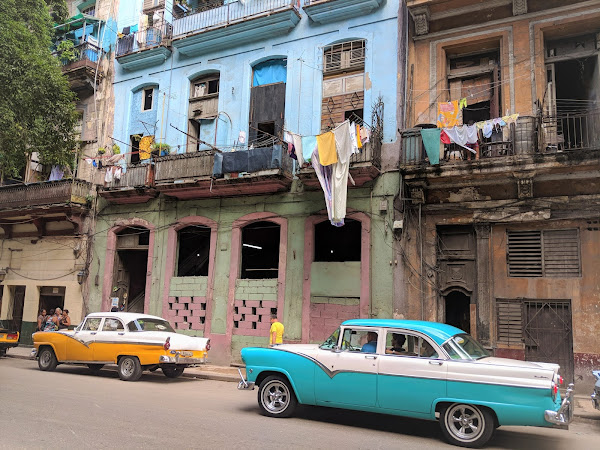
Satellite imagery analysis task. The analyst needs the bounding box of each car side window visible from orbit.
[81,318,102,331]
[417,337,439,359]
[385,332,419,356]
[102,318,124,332]
[341,329,379,353]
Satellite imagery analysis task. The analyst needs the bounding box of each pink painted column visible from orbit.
[162,216,218,334]
[102,218,156,313]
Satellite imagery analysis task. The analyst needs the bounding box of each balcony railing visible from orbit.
[541,110,600,153]
[0,179,92,211]
[154,151,216,183]
[173,0,297,38]
[116,22,172,57]
[104,164,154,189]
[57,41,102,67]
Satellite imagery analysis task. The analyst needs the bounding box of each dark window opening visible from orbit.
[255,122,275,147]
[462,100,491,124]
[143,88,153,111]
[445,291,471,334]
[345,109,363,122]
[116,227,150,248]
[130,136,140,164]
[241,221,280,279]
[177,226,211,277]
[192,78,220,98]
[314,219,361,262]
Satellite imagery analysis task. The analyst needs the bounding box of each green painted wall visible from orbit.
[88,172,397,360]
[310,262,361,297]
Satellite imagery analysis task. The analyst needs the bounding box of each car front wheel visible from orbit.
[118,356,142,381]
[38,347,58,371]
[258,375,297,418]
[439,403,495,448]
[162,365,185,378]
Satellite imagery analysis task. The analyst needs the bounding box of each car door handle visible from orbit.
[428,360,443,365]
[90,332,97,335]
[118,332,125,335]
[365,355,378,360]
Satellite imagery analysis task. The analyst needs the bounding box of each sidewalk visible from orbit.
[4,345,600,422]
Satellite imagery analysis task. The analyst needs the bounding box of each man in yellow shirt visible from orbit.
[269,314,284,346]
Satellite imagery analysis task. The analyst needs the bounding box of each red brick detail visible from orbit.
[237,307,253,315]
[192,309,206,317]
[171,303,184,310]
[192,296,206,303]
[191,321,203,330]
[237,321,253,330]
[178,296,192,304]
[257,307,271,315]
[245,300,260,308]
[188,302,202,310]
[172,316,184,323]
[309,303,359,342]
[260,301,277,309]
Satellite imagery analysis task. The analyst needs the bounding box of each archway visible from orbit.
[445,290,471,334]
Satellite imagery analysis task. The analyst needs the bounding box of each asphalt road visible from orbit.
[0,358,598,449]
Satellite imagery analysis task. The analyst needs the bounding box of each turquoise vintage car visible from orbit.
[238,319,573,448]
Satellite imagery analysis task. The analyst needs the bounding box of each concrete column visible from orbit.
[475,224,492,346]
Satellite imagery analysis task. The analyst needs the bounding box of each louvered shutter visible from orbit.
[507,231,542,277]
[543,229,581,277]
[496,299,523,345]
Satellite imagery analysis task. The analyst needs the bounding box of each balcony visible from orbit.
[172,0,300,57]
[57,42,103,93]
[303,0,384,23]
[155,145,294,199]
[98,164,158,204]
[0,179,93,226]
[116,23,173,71]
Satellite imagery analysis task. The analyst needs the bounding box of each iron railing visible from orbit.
[116,22,173,57]
[103,164,154,189]
[173,0,298,38]
[154,151,216,182]
[0,179,92,210]
[541,110,600,153]
[56,41,102,66]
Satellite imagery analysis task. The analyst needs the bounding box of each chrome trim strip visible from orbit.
[379,372,550,390]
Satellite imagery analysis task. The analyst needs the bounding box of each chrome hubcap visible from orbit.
[262,381,290,413]
[122,359,134,376]
[446,404,484,442]
[41,352,50,366]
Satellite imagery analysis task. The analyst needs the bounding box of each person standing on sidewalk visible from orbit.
[269,314,284,346]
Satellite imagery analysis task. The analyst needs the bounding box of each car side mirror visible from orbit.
[332,345,342,353]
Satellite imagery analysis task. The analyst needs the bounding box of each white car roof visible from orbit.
[85,312,166,322]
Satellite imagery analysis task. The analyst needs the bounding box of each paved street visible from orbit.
[0,357,598,449]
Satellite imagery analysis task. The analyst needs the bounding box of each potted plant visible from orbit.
[57,40,79,64]
[97,146,106,155]
[112,144,121,154]
[151,142,171,156]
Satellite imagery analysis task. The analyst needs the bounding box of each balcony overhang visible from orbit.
[298,162,380,189]
[303,0,384,23]
[172,8,300,57]
[98,164,158,204]
[116,46,172,71]
[62,59,101,93]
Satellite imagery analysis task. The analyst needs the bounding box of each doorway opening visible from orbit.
[38,286,65,315]
[113,227,149,313]
[445,290,471,333]
[177,225,211,277]
[314,219,361,262]
[7,286,25,332]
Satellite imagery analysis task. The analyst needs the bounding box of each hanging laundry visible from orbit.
[331,121,353,225]
[440,129,451,144]
[459,98,468,109]
[114,167,122,180]
[138,136,153,160]
[501,114,519,141]
[92,160,97,168]
[301,135,317,164]
[104,166,114,183]
[420,129,441,165]
[482,121,494,138]
[118,157,127,174]
[311,147,334,223]
[316,131,337,166]
[356,124,363,149]
[348,122,359,154]
[466,124,478,144]
[437,100,460,128]
[360,126,370,144]
[49,166,64,181]
[85,158,93,165]
[443,126,476,153]
[291,133,304,167]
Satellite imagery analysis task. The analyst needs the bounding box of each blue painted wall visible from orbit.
[112,0,399,159]
[128,85,160,138]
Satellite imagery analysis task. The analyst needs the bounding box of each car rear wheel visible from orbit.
[162,366,185,378]
[38,347,58,371]
[258,375,297,418]
[439,403,495,448]
[0,348,7,357]
[87,364,104,373]
[118,356,142,381]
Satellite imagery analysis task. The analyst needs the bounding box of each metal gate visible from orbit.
[524,301,574,383]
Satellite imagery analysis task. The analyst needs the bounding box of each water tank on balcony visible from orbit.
[401,124,436,164]
[514,115,537,155]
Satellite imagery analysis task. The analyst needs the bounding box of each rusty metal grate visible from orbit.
[496,299,523,345]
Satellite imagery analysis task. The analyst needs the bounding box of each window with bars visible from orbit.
[323,40,365,75]
[506,229,580,277]
[496,299,523,345]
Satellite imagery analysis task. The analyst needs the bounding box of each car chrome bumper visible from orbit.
[30,349,37,358]
[159,355,206,365]
[592,390,600,411]
[545,383,574,425]
[237,368,255,390]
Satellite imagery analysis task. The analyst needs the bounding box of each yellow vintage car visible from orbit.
[32,312,210,381]
[0,320,19,357]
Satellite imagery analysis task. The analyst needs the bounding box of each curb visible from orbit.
[4,353,240,383]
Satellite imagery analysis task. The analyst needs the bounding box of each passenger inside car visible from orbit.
[386,333,406,354]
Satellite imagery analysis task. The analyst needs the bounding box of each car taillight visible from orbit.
[206,339,211,351]
[164,337,170,350]
[7,333,18,340]
[558,375,564,385]
[551,382,558,398]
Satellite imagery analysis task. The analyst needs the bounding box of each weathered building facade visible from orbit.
[0,0,117,343]
[400,0,600,388]
[87,0,404,363]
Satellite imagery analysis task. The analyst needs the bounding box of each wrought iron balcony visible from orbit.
[99,164,157,204]
[303,0,385,23]
[116,22,173,70]
[0,179,92,215]
[54,42,103,92]
[172,0,300,57]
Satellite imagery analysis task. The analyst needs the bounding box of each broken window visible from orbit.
[177,226,211,277]
[142,88,154,111]
[249,60,287,147]
[321,40,365,131]
[241,221,280,279]
[188,73,220,151]
[447,48,500,123]
[314,219,361,262]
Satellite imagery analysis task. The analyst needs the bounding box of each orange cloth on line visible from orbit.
[316,131,337,166]
[356,124,363,148]
[138,136,154,160]
[437,100,460,128]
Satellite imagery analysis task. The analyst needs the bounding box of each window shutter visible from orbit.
[496,299,523,345]
[507,231,542,277]
[543,229,580,277]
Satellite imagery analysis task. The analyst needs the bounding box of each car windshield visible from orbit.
[319,328,340,350]
[127,318,175,332]
[443,333,490,360]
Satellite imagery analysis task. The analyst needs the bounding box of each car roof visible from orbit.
[85,312,166,322]
[341,319,464,345]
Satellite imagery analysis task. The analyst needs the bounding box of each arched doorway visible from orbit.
[445,290,471,334]
[112,227,149,313]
